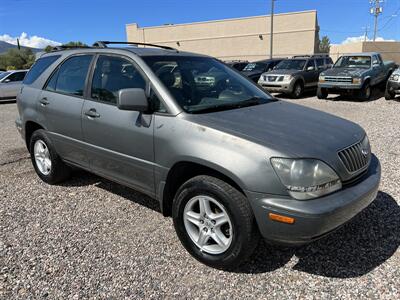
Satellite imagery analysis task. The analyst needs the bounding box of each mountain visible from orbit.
[0,41,42,53]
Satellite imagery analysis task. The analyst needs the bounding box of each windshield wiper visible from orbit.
[188,97,270,114]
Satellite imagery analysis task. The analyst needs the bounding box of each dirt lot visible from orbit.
[1,94,399,299]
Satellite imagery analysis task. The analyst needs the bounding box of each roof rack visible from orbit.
[292,54,329,58]
[92,41,178,51]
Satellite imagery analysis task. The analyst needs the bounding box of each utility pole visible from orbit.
[269,0,275,59]
[362,25,370,41]
[370,0,383,41]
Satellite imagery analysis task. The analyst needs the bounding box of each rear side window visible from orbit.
[6,71,26,82]
[316,58,325,69]
[23,55,60,85]
[46,55,93,96]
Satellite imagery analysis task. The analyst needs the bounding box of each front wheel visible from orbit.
[385,87,395,100]
[359,82,371,101]
[317,87,328,99]
[291,81,304,99]
[172,175,259,270]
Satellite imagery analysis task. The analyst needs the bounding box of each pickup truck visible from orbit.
[318,53,396,100]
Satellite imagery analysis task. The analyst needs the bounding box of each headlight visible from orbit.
[271,158,342,200]
[390,74,399,81]
[283,75,292,81]
[352,77,362,84]
[319,75,325,83]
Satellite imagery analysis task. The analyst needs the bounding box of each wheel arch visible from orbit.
[161,161,246,217]
[24,121,45,151]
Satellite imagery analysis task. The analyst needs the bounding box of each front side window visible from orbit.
[243,62,267,72]
[91,55,146,104]
[274,59,307,71]
[305,60,316,70]
[316,58,325,69]
[24,55,61,85]
[143,56,273,114]
[46,55,93,96]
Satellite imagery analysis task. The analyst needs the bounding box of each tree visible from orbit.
[0,48,36,70]
[44,41,88,53]
[319,36,331,53]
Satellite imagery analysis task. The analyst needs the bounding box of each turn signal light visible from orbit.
[269,213,295,224]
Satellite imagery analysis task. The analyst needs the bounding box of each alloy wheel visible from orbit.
[34,140,52,175]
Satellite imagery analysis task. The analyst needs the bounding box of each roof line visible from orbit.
[126,10,317,29]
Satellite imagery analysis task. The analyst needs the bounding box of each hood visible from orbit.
[322,67,368,77]
[186,101,365,180]
[263,69,302,76]
[241,70,262,78]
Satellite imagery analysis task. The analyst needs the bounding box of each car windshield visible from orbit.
[143,56,274,113]
[0,72,11,81]
[242,62,266,72]
[274,59,307,70]
[334,56,371,69]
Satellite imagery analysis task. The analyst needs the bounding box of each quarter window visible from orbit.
[24,55,60,85]
[46,55,93,96]
[91,55,146,104]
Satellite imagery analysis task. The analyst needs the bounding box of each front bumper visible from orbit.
[387,80,400,94]
[247,154,381,246]
[319,82,362,90]
[258,80,295,93]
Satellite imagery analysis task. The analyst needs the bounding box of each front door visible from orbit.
[303,59,319,88]
[82,54,155,196]
[39,54,94,167]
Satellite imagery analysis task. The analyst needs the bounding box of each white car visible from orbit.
[0,70,28,101]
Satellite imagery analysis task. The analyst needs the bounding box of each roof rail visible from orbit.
[292,54,329,58]
[92,41,178,51]
[50,45,90,52]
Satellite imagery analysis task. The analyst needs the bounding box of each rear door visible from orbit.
[1,71,27,99]
[81,54,155,196]
[39,54,94,167]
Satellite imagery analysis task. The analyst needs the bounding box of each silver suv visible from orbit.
[16,42,380,270]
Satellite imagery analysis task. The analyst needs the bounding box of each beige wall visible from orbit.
[126,11,319,61]
[330,41,400,64]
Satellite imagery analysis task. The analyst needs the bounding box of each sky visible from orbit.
[0,0,399,48]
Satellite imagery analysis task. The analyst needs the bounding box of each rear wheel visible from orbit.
[291,81,304,99]
[317,87,328,99]
[172,175,259,270]
[30,129,71,184]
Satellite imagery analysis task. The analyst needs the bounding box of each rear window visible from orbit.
[23,55,61,85]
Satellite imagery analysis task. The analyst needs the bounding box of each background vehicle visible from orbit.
[16,42,380,270]
[385,68,400,100]
[0,70,28,101]
[241,58,284,82]
[258,55,332,98]
[318,53,396,100]
[224,60,249,71]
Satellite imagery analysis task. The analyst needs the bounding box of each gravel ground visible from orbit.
[1,94,399,299]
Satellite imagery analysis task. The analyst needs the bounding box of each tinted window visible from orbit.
[23,55,60,85]
[6,71,27,82]
[316,58,325,69]
[275,59,306,70]
[91,55,146,104]
[46,55,93,96]
[305,60,316,70]
[0,72,11,81]
[325,57,333,65]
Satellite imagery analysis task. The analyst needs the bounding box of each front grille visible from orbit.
[338,140,370,173]
[325,76,353,83]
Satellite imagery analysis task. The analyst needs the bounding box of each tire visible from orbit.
[172,175,260,270]
[385,86,394,100]
[291,81,304,99]
[29,129,71,184]
[317,87,328,99]
[359,82,371,101]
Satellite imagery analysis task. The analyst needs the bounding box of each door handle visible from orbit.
[84,109,101,118]
[39,97,49,106]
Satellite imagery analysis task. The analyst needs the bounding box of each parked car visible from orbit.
[385,67,400,100]
[258,55,333,98]
[241,58,284,82]
[16,42,380,270]
[318,53,396,100]
[224,60,249,71]
[0,70,28,101]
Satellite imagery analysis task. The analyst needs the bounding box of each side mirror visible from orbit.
[372,63,380,68]
[117,88,149,112]
[3,79,11,83]
[307,66,315,71]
